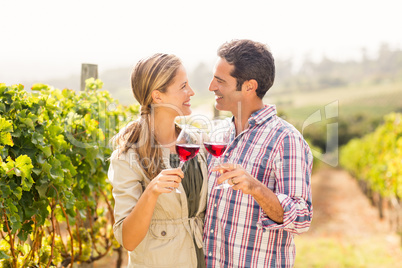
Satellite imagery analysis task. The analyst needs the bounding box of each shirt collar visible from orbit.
[248,104,277,126]
[229,104,277,133]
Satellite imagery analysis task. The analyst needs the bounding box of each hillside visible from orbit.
[268,79,402,122]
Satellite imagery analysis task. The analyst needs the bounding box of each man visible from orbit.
[203,39,313,267]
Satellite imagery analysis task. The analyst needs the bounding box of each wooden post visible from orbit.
[67,64,98,268]
[81,64,98,91]
[78,64,98,268]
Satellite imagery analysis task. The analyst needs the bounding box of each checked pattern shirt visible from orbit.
[203,105,313,268]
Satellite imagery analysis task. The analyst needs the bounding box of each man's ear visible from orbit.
[243,79,258,94]
[151,90,162,103]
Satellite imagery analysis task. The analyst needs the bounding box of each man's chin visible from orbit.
[215,101,229,110]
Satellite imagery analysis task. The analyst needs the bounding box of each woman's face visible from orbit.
[158,65,195,117]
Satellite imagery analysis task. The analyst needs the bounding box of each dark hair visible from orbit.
[217,39,275,99]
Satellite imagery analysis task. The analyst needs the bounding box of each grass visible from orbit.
[294,235,402,268]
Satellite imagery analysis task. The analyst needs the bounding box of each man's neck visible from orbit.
[233,100,265,135]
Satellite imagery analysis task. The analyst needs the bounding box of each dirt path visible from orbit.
[308,167,389,236]
[294,167,402,267]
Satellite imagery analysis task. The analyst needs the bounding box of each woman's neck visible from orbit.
[152,111,177,150]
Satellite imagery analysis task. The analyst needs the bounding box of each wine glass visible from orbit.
[174,127,201,193]
[204,120,231,190]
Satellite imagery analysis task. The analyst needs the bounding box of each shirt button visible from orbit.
[210,230,214,234]
[214,203,217,207]
[209,252,212,257]
[161,231,166,236]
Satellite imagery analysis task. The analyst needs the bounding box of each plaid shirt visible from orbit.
[203,105,313,268]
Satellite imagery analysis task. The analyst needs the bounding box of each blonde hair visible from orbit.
[117,53,182,179]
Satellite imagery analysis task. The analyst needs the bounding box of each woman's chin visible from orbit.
[181,107,192,116]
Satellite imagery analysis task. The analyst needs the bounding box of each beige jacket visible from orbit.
[108,144,208,267]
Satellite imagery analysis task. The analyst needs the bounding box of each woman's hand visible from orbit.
[122,167,184,251]
[146,168,184,196]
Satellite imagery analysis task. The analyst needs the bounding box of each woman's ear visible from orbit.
[151,90,163,103]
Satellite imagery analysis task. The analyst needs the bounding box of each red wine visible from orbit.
[175,144,200,162]
[204,142,227,157]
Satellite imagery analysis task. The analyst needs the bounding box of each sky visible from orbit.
[1,0,401,85]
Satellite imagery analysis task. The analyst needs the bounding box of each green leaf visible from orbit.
[0,184,11,198]
[35,182,49,198]
[0,102,5,113]
[11,127,21,138]
[0,83,6,93]
[42,161,52,175]
[85,78,104,90]
[31,83,49,91]
[19,117,34,130]
[5,198,18,214]
[36,153,47,165]
[12,186,22,200]
[20,191,36,219]
[15,155,34,191]
[38,145,52,157]
[0,250,9,259]
[57,154,77,176]
[0,117,13,132]
[0,132,13,146]
[32,168,42,175]
[17,221,33,241]
[32,199,49,226]
[31,131,44,145]
[49,158,63,181]
[4,156,16,176]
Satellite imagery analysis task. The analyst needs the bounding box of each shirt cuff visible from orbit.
[257,193,297,232]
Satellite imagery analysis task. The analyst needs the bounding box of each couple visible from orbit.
[108,39,313,268]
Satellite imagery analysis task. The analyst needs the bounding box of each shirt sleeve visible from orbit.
[108,149,144,245]
[257,133,313,234]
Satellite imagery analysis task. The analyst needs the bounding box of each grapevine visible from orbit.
[340,112,402,243]
[340,112,402,199]
[0,80,139,267]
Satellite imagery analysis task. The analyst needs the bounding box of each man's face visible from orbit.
[209,58,242,114]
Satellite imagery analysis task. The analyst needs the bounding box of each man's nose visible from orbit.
[208,80,216,92]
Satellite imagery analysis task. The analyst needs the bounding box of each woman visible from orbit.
[108,53,207,267]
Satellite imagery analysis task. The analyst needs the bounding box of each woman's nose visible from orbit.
[189,86,195,96]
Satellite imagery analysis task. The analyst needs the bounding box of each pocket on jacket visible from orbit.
[148,223,178,240]
[144,224,182,267]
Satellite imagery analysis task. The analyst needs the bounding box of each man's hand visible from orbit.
[212,163,284,223]
[212,163,261,195]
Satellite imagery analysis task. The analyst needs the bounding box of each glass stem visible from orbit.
[178,161,185,169]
